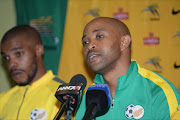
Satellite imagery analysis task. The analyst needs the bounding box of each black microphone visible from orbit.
[53,74,87,120]
[82,84,111,120]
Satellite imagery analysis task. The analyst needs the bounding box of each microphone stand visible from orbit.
[82,103,98,120]
[53,100,69,120]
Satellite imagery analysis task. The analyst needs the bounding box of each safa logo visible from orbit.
[30,16,59,46]
[85,8,100,17]
[144,33,159,45]
[173,31,180,37]
[114,8,128,20]
[144,56,163,71]
[142,4,160,21]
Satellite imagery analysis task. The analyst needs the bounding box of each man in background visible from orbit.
[0,25,65,120]
[75,17,180,119]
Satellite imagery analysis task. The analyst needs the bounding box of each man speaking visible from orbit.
[75,17,180,119]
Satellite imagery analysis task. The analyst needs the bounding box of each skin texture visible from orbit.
[1,25,46,86]
[82,17,131,97]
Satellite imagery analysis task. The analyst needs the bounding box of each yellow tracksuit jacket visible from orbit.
[0,70,65,120]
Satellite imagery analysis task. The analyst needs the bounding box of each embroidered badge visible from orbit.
[125,104,144,119]
[125,104,134,119]
[30,108,47,120]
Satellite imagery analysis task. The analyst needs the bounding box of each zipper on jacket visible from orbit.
[110,92,115,109]
[16,87,28,120]
[111,99,114,109]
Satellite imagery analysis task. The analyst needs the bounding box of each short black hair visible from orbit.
[1,25,42,45]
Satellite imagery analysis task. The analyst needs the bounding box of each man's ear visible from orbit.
[120,35,131,51]
[36,44,44,56]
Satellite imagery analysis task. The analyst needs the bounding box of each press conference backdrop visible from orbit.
[0,0,180,93]
[58,0,180,91]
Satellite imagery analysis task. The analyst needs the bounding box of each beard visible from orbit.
[18,58,38,86]
[90,55,119,75]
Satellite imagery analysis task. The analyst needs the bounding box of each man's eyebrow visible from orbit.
[93,29,104,33]
[82,29,104,41]
[1,47,23,55]
[82,35,86,41]
[10,47,23,52]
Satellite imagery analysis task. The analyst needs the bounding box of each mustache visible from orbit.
[87,49,98,55]
[86,49,100,60]
[10,69,25,74]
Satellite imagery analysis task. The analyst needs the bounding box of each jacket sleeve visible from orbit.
[171,105,180,120]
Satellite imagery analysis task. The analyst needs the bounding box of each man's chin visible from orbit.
[15,80,31,86]
[90,66,107,75]
[16,82,29,86]
[90,66,101,73]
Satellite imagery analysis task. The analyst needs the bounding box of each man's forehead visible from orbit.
[6,35,33,45]
[84,18,115,31]
[1,37,32,51]
[83,23,115,37]
[1,40,23,49]
[84,23,107,33]
[86,19,106,28]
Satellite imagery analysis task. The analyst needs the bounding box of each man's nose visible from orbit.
[87,41,96,52]
[8,59,17,70]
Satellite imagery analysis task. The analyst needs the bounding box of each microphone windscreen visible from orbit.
[70,74,87,91]
[86,84,111,113]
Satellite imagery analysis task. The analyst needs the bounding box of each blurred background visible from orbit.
[0,0,180,93]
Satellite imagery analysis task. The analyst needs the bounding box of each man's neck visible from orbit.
[29,68,47,85]
[102,59,131,98]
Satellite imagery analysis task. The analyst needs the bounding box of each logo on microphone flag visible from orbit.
[57,85,81,91]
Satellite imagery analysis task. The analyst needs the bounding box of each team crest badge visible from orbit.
[125,104,144,119]
[30,108,47,120]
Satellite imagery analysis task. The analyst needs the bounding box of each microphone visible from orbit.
[82,84,111,120]
[53,74,87,120]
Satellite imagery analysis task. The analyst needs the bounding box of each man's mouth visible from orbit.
[90,54,98,59]
[10,70,24,78]
[87,53,100,63]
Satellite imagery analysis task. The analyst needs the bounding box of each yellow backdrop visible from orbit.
[58,0,180,91]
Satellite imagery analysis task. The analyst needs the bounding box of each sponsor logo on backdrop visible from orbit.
[173,31,180,37]
[172,8,180,15]
[85,8,100,17]
[144,33,159,45]
[174,62,180,69]
[114,8,128,20]
[144,56,163,73]
[29,16,59,50]
[142,4,160,21]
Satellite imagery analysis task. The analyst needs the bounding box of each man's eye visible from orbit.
[97,35,104,39]
[3,56,10,61]
[83,41,89,46]
[16,52,23,57]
